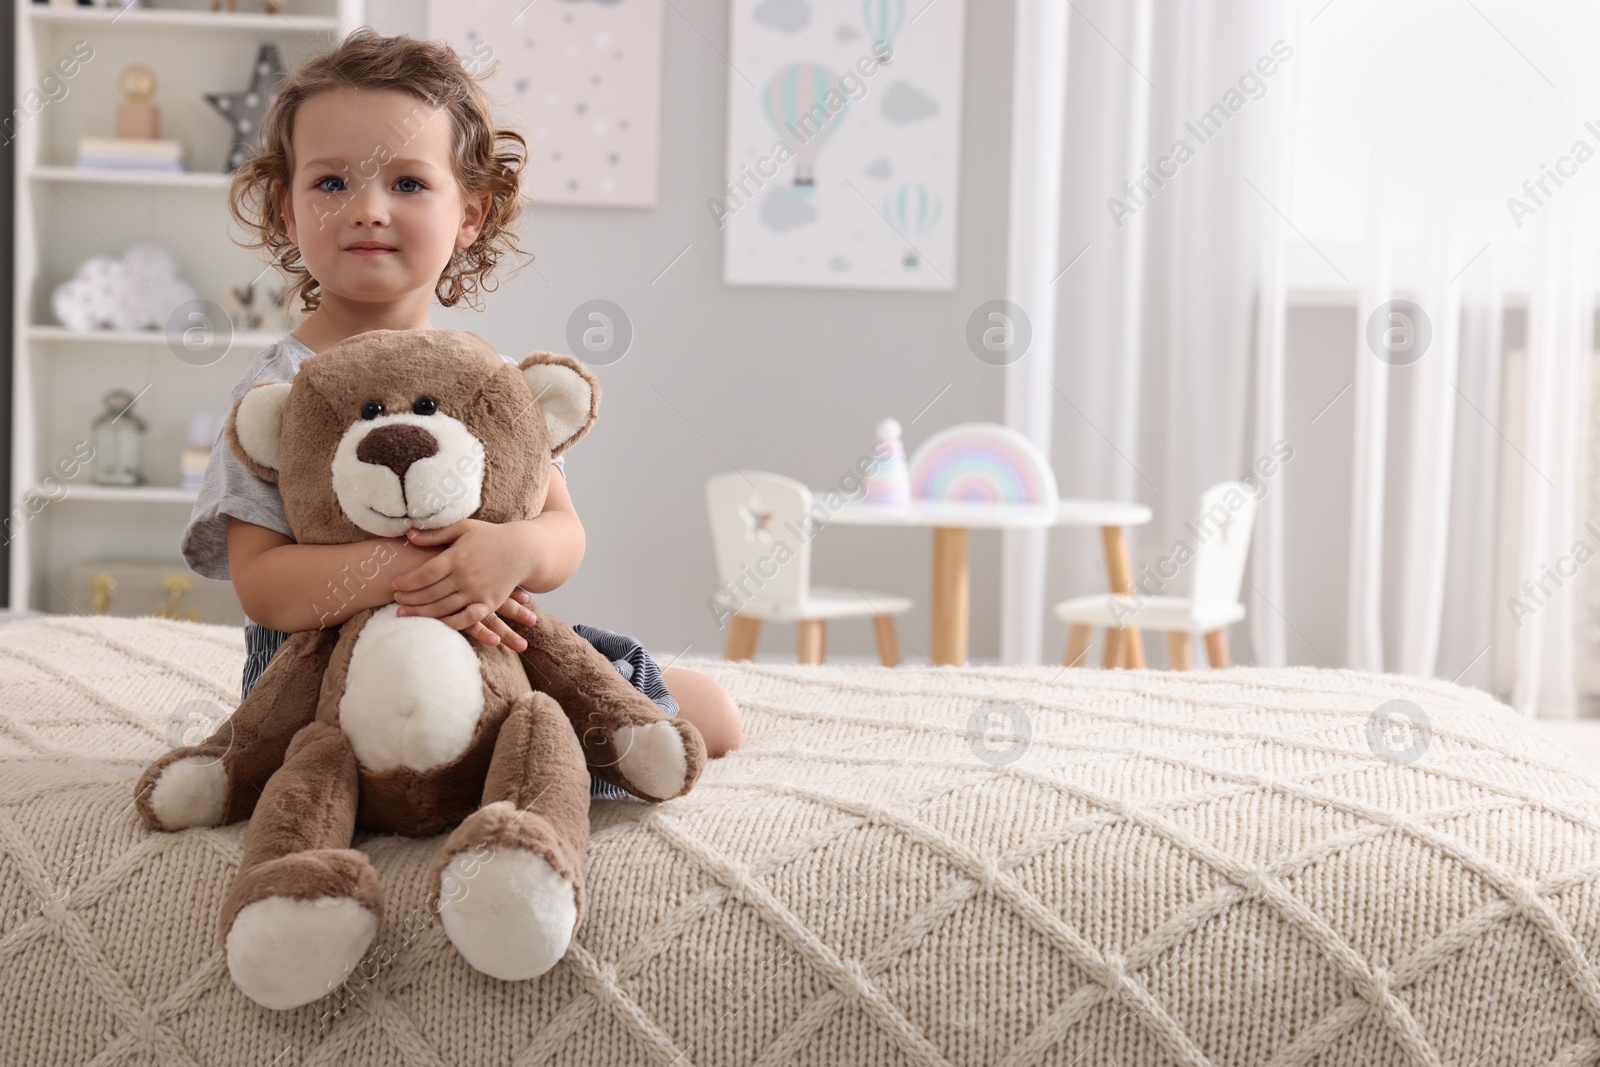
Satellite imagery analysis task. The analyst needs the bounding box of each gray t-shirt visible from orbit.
[180,334,563,581]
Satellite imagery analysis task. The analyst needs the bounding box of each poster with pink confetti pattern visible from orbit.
[427,0,664,207]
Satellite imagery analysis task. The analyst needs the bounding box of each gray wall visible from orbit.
[369,0,1016,662]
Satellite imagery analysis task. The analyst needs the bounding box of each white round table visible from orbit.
[813,496,1155,667]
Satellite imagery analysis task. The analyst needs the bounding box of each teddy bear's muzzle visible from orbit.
[355,422,439,480]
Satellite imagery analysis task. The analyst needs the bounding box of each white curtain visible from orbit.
[1020,0,1600,717]
[1309,0,1599,716]
[1507,201,1596,716]
[1037,0,1292,667]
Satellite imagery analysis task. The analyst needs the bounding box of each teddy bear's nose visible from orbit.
[356,424,440,481]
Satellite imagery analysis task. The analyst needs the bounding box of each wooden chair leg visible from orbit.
[1101,524,1145,670]
[1122,629,1146,669]
[723,615,762,661]
[872,615,900,667]
[1204,629,1230,668]
[1063,624,1091,668]
[797,619,826,664]
[1102,627,1124,668]
[1167,631,1192,670]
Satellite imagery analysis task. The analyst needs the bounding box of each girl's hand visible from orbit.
[391,520,537,649]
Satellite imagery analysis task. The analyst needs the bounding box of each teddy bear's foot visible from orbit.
[432,801,583,981]
[606,718,701,802]
[221,848,383,1010]
[135,745,230,831]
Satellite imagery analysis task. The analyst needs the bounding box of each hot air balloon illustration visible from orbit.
[862,0,906,63]
[882,182,942,268]
[764,62,849,193]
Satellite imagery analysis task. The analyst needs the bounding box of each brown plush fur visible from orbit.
[133,328,705,1003]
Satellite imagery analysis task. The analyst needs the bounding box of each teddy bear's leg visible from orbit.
[218,721,383,1011]
[135,628,340,832]
[507,610,707,803]
[429,690,590,981]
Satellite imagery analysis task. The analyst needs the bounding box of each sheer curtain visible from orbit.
[1029,0,1293,667]
[1014,0,1600,717]
[1301,0,1600,716]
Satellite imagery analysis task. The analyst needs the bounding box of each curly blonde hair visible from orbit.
[227,27,529,314]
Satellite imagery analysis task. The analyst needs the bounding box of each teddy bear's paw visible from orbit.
[227,894,378,1010]
[221,849,384,1010]
[612,720,699,801]
[137,750,229,831]
[434,805,581,981]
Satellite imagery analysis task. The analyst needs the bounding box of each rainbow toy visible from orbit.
[907,422,1059,508]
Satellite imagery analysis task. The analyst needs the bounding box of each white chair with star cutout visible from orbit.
[706,471,912,665]
[1055,481,1258,669]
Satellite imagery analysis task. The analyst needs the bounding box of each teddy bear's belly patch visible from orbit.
[340,604,487,773]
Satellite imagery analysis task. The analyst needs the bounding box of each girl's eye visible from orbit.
[395,176,424,193]
[315,175,346,193]
[360,400,384,420]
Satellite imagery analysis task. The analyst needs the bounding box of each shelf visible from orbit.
[12,0,361,611]
[23,484,199,505]
[24,6,340,33]
[26,325,285,350]
[30,166,230,189]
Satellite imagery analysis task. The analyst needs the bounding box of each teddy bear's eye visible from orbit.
[413,396,437,416]
[360,400,384,420]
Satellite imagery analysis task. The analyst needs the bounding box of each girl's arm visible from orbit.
[227,515,437,632]
[228,516,539,648]
[505,463,585,594]
[393,460,588,617]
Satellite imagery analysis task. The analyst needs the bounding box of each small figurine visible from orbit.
[224,280,264,331]
[156,572,202,623]
[863,417,911,504]
[117,65,159,140]
[90,570,117,615]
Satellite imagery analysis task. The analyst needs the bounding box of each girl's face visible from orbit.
[281,87,489,308]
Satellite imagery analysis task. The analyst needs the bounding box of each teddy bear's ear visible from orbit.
[225,380,293,482]
[519,352,600,456]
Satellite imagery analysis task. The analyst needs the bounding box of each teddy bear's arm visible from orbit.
[505,608,707,803]
[135,628,342,831]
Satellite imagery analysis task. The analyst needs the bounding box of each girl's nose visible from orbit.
[345,180,391,227]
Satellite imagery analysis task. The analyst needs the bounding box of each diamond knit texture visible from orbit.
[3,615,1600,1066]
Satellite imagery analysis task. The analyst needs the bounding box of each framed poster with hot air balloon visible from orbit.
[719,0,967,290]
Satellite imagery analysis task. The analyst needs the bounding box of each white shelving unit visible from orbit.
[9,0,362,613]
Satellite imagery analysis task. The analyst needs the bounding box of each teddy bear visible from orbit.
[132,328,707,1010]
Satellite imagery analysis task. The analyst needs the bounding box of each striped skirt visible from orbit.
[241,619,677,801]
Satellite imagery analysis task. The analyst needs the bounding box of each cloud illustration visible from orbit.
[754,0,810,32]
[760,185,818,231]
[883,82,939,124]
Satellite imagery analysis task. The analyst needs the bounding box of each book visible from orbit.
[76,136,187,161]
[76,134,190,172]
[76,157,187,172]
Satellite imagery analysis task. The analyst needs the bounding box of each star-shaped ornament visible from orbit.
[205,43,286,173]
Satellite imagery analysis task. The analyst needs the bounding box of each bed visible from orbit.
[2,613,1600,1066]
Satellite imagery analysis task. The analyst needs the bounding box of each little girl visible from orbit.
[179,28,741,798]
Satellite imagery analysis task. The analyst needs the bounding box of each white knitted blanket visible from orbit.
[3,614,1600,1066]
